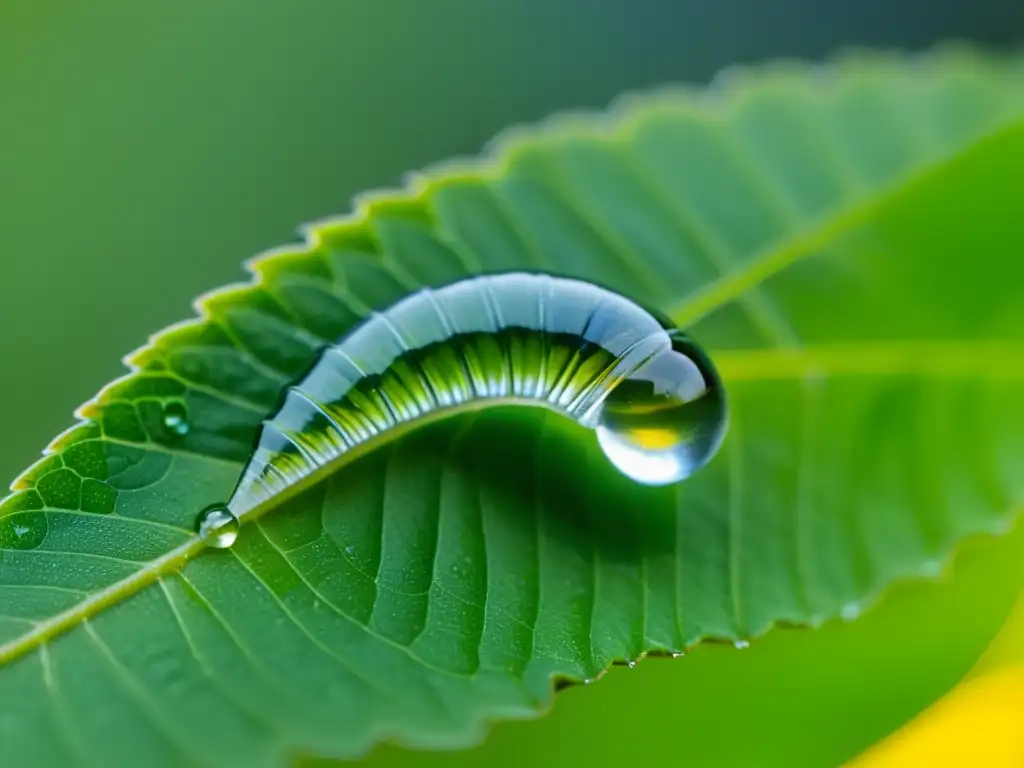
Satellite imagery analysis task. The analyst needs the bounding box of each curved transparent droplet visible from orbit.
[594,331,728,485]
[196,505,239,549]
[222,272,729,518]
[162,402,190,437]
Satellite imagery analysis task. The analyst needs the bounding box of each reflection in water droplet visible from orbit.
[595,332,727,485]
[671,652,685,659]
[733,640,750,650]
[196,505,239,549]
[163,402,190,436]
[627,660,637,669]
[583,678,593,686]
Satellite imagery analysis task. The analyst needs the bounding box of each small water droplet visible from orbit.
[0,512,47,551]
[344,545,355,555]
[594,331,727,486]
[196,505,239,549]
[627,660,637,669]
[163,403,190,436]
[583,678,593,686]
[671,651,685,659]
[733,640,750,650]
[841,602,861,622]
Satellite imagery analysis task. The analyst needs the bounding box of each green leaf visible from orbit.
[2,46,1024,765]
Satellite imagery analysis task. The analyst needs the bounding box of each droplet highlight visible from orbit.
[163,402,190,437]
[733,639,750,650]
[196,505,239,549]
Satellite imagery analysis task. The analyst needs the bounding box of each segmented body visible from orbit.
[227,272,677,518]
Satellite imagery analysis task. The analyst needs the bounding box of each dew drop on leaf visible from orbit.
[162,402,190,437]
[733,640,750,650]
[595,330,727,486]
[223,274,729,520]
[196,505,239,549]
[0,512,47,550]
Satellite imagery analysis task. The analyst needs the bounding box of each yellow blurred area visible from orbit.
[849,666,1024,767]
[851,597,1024,768]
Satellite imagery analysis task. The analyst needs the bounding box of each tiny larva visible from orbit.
[195,271,728,547]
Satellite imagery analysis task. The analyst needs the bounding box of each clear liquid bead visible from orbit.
[595,330,727,485]
[162,402,190,436]
[196,505,239,549]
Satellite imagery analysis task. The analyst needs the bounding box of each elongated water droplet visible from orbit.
[671,652,685,659]
[163,402,190,436]
[733,639,750,650]
[595,331,727,485]
[196,505,239,549]
[220,273,729,519]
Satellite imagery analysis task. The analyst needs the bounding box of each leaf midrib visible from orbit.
[2,113,1020,671]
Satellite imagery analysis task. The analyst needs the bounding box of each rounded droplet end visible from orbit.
[196,505,239,549]
[595,331,727,485]
[162,402,190,437]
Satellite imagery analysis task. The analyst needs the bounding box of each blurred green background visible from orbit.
[2,1,1023,766]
